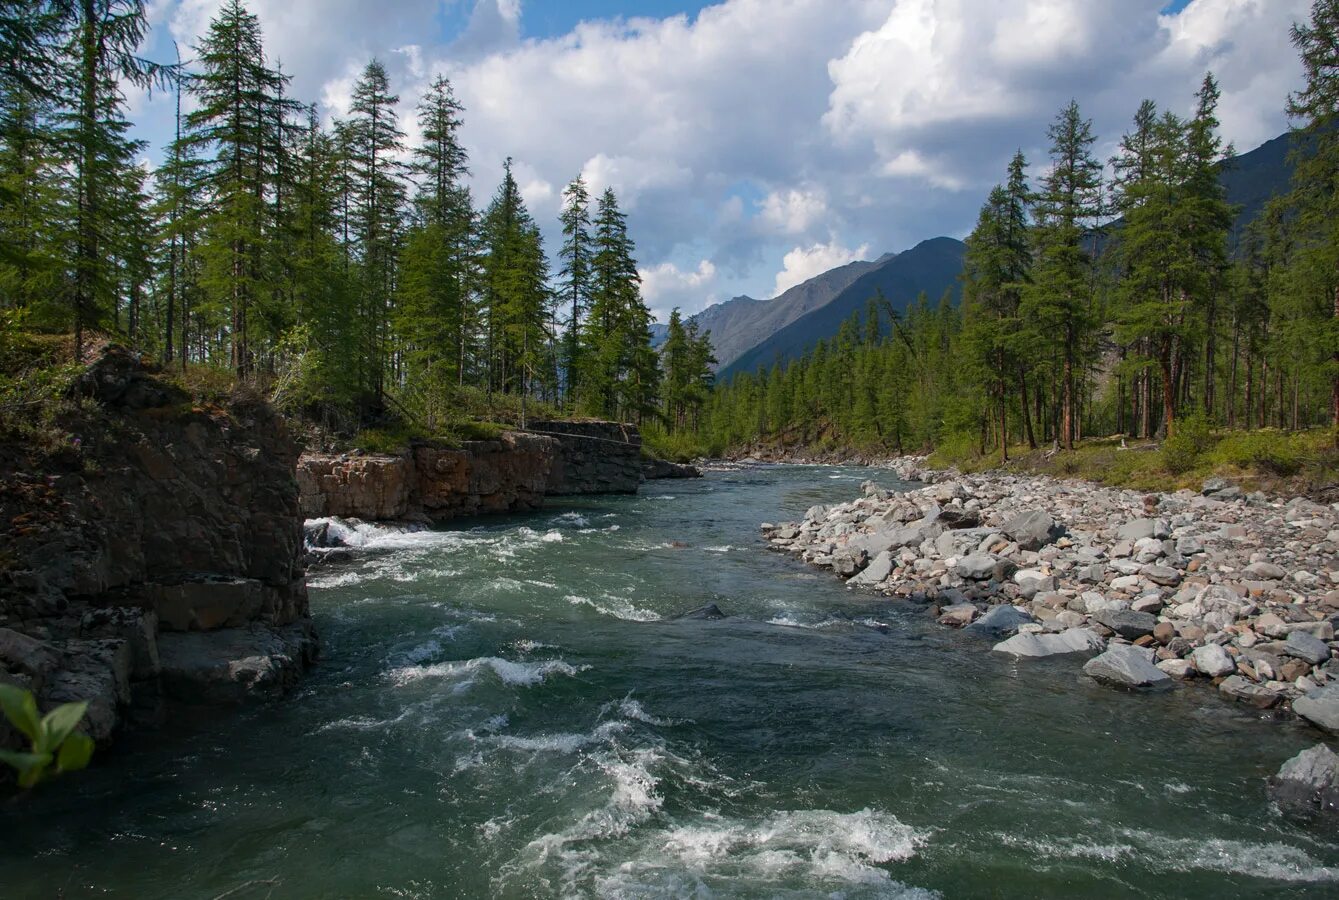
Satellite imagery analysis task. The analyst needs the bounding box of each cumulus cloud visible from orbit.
[131,0,1309,309]
[757,187,829,235]
[639,259,719,320]
[774,240,870,297]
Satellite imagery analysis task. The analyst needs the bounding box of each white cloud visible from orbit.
[758,187,829,235]
[131,0,1308,307]
[639,259,718,320]
[773,240,870,297]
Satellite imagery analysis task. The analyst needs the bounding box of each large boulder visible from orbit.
[1095,609,1158,641]
[955,554,1000,581]
[966,605,1036,637]
[157,622,318,705]
[1082,644,1173,690]
[1191,643,1236,678]
[848,550,894,587]
[1268,744,1339,814]
[992,628,1105,658]
[1284,631,1332,666]
[1295,683,1339,733]
[1002,510,1055,551]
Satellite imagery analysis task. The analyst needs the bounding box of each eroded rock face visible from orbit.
[1,346,316,755]
[298,422,645,523]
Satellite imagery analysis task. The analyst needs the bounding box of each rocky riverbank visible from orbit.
[763,457,1339,732]
[1,347,316,759]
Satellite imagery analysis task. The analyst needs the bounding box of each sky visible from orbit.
[129,0,1310,323]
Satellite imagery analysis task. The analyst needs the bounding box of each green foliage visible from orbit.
[1161,411,1215,473]
[0,683,94,789]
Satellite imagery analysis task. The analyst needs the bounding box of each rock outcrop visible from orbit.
[1,347,316,755]
[531,421,642,495]
[299,422,646,523]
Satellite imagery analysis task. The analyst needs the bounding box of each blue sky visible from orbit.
[130,0,1308,320]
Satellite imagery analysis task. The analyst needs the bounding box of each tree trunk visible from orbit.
[1019,367,1036,449]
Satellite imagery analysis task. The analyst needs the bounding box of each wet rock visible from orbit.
[1295,684,1339,733]
[937,603,979,628]
[992,627,1105,658]
[965,604,1035,636]
[677,603,728,620]
[1219,675,1281,709]
[1268,744,1339,814]
[157,622,318,705]
[1083,644,1173,690]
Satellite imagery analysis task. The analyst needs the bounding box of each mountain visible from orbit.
[720,236,968,381]
[1219,129,1300,240]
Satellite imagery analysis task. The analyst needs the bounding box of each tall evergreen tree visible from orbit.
[558,174,592,403]
[1023,101,1103,449]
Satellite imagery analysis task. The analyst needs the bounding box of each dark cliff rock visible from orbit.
[531,421,642,496]
[1,346,316,755]
[298,422,644,523]
[642,457,702,480]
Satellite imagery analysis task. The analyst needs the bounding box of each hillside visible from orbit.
[720,236,967,380]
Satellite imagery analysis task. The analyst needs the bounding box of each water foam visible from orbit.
[387,655,589,689]
[566,594,662,622]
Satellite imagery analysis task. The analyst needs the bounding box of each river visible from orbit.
[3,464,1338,898]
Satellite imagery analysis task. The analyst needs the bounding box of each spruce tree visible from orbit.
[558,174,592,403]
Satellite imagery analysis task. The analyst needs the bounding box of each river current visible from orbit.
[4,464,1339,898]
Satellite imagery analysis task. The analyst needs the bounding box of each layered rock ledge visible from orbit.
[1,347,317,756]
[298,421,683,524]
[763,457,1339,727]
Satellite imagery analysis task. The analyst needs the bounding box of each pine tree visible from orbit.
[53,0,161,362]
[558,174,592,403]
[398,74,476,401]
[1023,101,1103,449]
[346,58,406,404]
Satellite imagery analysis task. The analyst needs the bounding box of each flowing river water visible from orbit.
[4,464,1339,898]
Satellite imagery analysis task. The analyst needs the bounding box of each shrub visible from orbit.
[1161,412,1216,474]
[0,684,94,789]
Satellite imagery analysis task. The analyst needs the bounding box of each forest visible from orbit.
[693,9,1339,469]
[0,0,1336,471]
[0,0,714,442]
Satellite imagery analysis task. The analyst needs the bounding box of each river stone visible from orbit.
[1141,565,1181,587]
[1096,609,1158,640]
[1246,561,1287,580]
[1002,510,1055,551]
[848,550,894,586]
[955,554,999,581]
[966,605,1035,637]
[1157,658,1195,679]
[1268,744,1339,814]
[1191,643,1236,677]
[992,627,1104,658]
[1284,631,1332,666]
[1295,684,1339,733]
[1083,644,1173,690]
[157,622,318,705]
[1219,675,1281,709]
[1117,519,1157,541]
[937,603,978,627]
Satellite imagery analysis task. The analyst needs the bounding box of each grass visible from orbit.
[928,426,1339,496]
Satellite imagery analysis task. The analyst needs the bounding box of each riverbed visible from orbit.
[3,464,1337,898]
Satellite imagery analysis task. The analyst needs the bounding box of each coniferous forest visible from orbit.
[0,0,713,439]
[696,9,1339,470]
[0,0,1336,473]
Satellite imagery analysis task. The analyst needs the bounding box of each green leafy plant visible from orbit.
[0,683,94,788]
